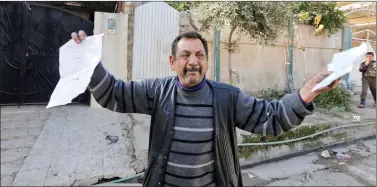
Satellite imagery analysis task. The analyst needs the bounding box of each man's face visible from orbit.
[169,38,208,87]
[366,54,374,61]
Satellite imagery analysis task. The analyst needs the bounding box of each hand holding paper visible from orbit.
[46,33,104,108]
[311,42,368,92]
[298,42,368,104]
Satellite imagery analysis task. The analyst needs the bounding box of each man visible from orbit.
[359,52,376,108]
[71,30,340,187]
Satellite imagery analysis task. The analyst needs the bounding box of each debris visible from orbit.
[247,173,256,179]
[301,171,313,182]
[336,152,352,160]
[106,135,119,144]
[321,150,331,158]
[339,162,346,166]
[366,147,371,152]
[356,141,371,152]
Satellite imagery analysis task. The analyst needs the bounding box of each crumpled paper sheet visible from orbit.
[46,34,104,108]
[312,42,368,92]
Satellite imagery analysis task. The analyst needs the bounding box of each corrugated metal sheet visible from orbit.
[132,2,180,80]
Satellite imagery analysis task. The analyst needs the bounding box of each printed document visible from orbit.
[46,34,104,108]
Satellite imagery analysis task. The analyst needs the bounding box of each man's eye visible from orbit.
[197,54,204,58]
[180,54,189,57]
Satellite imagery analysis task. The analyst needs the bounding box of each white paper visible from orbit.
[311,42,368,92]
[46,34,104,108]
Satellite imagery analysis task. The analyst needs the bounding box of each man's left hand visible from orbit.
[299,71,341,104]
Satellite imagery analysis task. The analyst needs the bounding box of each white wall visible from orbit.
[90,12,128,108]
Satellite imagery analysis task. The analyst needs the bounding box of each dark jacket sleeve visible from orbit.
[235,90,315,136]
[88,62,158,115]
[359,62,368,72]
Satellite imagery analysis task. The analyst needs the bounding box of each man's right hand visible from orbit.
[365,59,370,65]
[71,30,87,44]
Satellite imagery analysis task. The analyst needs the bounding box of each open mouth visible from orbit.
[186,71,199,75]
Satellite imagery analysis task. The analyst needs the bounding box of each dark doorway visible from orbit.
[0,2,94,106]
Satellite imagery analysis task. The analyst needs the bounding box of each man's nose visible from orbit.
[187,54,199,66]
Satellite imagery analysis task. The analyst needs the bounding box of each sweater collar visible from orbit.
[176,76,206,92]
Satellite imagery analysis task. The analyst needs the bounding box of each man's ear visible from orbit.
[169,55,175,71]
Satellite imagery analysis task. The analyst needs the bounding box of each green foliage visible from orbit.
[191,2,291,46]
[290,2,348,36]
[238,123,331,159]
[170,2,346,37]
[259,88,288,101]
[314,85,352,111]
[166,1,200,12]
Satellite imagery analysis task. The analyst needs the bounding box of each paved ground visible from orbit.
[242,139,377,186]
[1,106,50,186]
[1,105,140,186]
[0,87,375,186]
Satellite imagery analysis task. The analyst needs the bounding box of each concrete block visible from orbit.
[1,136,37,150]
[16,135,38,148]
[133,122,150,152]
[73,130,107,150]
[76,158,104,180]
[362,154,377,167]
[31,133,70,154]
[1,128,29,139]
[12,168,49,186]
[104,155,134,179]
[72,176,102,186]
[134,150,148,173]
[266,170,364,186]
[1,147,30,162]
[94,182,142,186]
[21,153,57,171]
[347,163,376,186]
[26,126,45,136]
[1,121,30,130]
[27,119,47,129]
[43,164,77,186]
[63,121,86,131]
[28,140,49,155]
[51,151,80,167]
[1,173,16,186]
[1,159,24,174]
[104,143,129,158]
[1,139,20,149]
[75,148,104,163]
[244,153,325,181]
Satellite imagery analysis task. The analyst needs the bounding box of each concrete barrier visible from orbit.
[239,119,376,169]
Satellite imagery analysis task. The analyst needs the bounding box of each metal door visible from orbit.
[132,2,180,80]
[0,2,93,105]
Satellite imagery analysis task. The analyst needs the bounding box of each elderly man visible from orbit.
[71,31,340,187]
[358,52,376,108]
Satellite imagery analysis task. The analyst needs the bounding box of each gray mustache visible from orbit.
[184,67,202,74]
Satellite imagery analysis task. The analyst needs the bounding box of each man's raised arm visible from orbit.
[234,71,341,136]
[88,62,157,115]
[359,62,368,72]
[235,90,314,136]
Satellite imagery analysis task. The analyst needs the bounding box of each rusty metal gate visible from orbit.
[0,2,93,105]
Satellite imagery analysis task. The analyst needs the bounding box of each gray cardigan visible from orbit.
[88,62,315,186]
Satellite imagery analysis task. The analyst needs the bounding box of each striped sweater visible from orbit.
[164,82,216,187]
[88,63,315,186]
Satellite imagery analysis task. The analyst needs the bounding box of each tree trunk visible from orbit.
[228,25,236,85]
